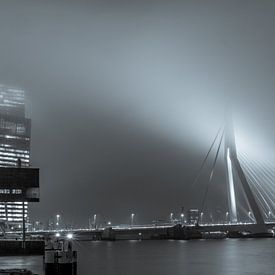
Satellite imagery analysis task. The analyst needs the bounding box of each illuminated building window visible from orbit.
[0,86,31,229]
[0,189,10,194]
[12,189,22,194]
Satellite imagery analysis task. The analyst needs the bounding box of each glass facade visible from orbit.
[0,85,31,228]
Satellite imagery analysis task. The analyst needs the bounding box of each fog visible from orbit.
[0,0,274,225]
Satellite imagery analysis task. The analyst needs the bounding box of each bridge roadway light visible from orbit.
[55,232,61,238]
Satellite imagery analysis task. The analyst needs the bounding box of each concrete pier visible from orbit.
[44,239,77,275]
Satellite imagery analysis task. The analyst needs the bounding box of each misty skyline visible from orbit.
[0,0,274,225]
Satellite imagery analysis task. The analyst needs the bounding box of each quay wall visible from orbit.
[0,240,44,256]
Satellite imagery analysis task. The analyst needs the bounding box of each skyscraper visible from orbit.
[0,85,31,229]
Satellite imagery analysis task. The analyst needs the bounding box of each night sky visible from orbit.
[0,0,274,226]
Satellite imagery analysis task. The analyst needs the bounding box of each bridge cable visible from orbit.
[200,130,224,217]
[239,153,274,216]
[240,152,275,185]
[191,125,223,187]
[238,155,271,216]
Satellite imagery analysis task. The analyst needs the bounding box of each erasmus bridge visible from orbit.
[22,113,275,239]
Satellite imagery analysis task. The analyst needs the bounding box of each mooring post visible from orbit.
[44,239,77,274]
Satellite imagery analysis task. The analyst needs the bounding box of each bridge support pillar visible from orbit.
[224,111,265,228]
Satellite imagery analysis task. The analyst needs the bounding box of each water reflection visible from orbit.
[0,240,275,275]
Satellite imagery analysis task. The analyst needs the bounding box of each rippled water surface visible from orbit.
[1,239,275,274]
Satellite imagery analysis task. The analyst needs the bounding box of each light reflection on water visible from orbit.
[1,239,275,275]
[0,256,43,274]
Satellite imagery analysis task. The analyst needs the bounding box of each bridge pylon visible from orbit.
[224,112,265,227]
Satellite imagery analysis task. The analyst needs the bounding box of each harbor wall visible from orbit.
[0,240,44,256]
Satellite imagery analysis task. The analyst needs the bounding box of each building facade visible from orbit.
[187,209,199,225]
[0,85,31,229]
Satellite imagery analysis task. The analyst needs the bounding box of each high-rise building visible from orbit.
[0,85,31,229]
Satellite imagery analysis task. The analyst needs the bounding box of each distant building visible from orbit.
[187,209,199,225]
[32,220,44,231]
[0,85,31,229]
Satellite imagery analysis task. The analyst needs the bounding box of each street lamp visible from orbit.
[56,214,61,229]
[93,214,97,229]
[170,213,174,223]
[131,213,135,227]
[268,211,272,221]
[210,213,213,224]
[180,213,184,224]
[226,212,229,224]
[200,212,204,224]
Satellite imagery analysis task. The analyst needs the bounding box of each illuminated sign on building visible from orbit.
[0,167,39,202]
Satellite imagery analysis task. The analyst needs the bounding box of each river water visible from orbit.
[0,239,275,274]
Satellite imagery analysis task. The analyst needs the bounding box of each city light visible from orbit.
[55,232,61,238]
[67,233,73,239]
